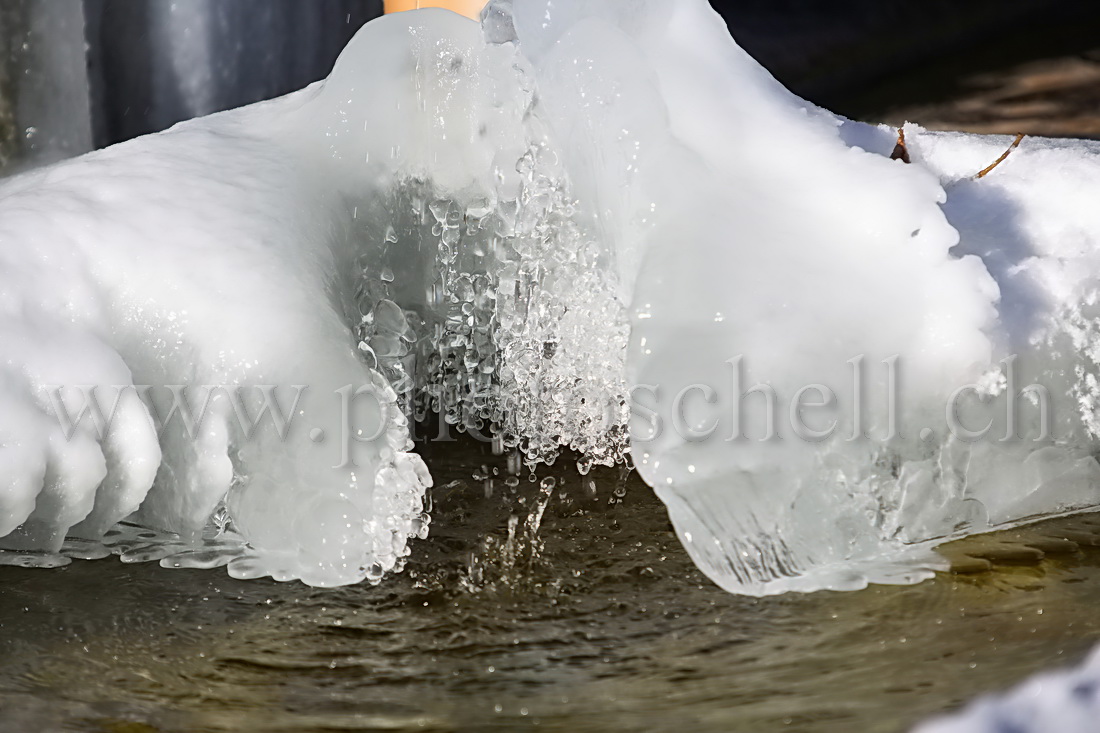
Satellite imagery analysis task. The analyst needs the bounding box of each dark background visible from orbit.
[78,0,1100,146]
[2,0,1100,164]
[84,0,382,146]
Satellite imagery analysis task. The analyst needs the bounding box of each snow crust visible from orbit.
[1,0,1100,592]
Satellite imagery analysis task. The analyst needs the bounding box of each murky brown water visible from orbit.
[3,438,1100,733]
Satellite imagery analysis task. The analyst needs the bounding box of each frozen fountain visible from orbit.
[2,0,1100,596]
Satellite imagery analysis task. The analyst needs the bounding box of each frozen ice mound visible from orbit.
[0,37,440,586]
[502,0,1100,595]
[2,0,1100,593]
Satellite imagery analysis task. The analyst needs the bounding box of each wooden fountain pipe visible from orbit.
[383,0,489,21]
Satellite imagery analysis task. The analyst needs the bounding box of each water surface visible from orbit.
[2,440,1099,732]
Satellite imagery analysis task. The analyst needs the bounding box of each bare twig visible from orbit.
[974,133,1025,179]
[890,128,911,164]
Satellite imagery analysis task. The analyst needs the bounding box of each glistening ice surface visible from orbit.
[3,0,1100,594]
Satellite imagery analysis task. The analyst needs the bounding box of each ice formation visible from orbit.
[2,0,1100,593]
[914,647,1100,733]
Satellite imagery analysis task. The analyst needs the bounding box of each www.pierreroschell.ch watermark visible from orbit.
[43,354,1056,464]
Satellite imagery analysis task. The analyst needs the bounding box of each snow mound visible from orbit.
[915,647,1100,733]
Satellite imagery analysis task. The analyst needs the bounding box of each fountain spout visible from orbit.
[384,0,488,21]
